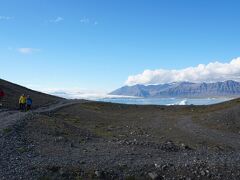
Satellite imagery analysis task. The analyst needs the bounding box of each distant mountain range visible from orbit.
[110,80,240,98]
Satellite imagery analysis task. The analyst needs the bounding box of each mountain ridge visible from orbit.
[110,80,240,98]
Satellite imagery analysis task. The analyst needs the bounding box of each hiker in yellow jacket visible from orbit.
[19,94,27,111]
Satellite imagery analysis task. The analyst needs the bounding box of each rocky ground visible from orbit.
[1,99,240,179]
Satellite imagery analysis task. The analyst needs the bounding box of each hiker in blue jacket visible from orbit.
[26,95,33,111]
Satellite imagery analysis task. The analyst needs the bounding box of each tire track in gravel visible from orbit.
[176,116,240,149]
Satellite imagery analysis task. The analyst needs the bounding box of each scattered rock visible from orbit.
[95,170,102,177]
[54,136,64,142]
[79,160,86,164]
[148,172,159,180]
[161,140,180,152]
[162,165,168,171]
[200,170,205,176]
[180,143,192,150]
[154,163,161,168]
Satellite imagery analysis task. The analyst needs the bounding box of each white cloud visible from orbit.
[0,16,13,20]
[80,17,98,25]
[17,48,40,54]
[80,17,90,24]
[50,17,64,23]
[125,57,240,86]
[42,88,131,100]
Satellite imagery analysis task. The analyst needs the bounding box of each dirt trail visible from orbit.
[0,100,85,132]
[177,116,240,149]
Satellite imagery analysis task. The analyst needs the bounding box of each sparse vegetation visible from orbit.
[2,127,12,134]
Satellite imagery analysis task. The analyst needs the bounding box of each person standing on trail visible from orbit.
[0,89,5,107]
[19,94,27,111]
[26,95,32,111]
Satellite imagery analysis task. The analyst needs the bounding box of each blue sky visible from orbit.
[1,0,240,92]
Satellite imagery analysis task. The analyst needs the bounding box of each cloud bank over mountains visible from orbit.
[125,57,240,86]
[44,89,132,100]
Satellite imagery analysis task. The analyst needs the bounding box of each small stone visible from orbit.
[200,170,205,176]
[162,165,168,171]
[95,170,102,177]
[79,160,85,164]
[154,163,161,168]
[55,136,64,142]
[27,154,32,158]
[59,168,64,175]
[148,172,159,180]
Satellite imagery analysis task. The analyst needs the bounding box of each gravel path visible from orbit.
[0,100,86,133]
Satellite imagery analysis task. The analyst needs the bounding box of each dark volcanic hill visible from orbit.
[110,80,240,98]
[0,79,63,109]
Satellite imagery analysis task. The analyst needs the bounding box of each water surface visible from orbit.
[97,97,232,106]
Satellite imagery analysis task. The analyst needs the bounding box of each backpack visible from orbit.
[0,90,4,97]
